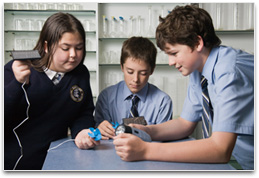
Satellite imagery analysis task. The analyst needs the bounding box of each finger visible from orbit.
[103,122,115,134]
[115,133,131,139]
[76,136,95,149]
[101,135,110,140]
[113,133,130,146]
[128,123,135,127]
[25,75,30,84]
[106,123,115,132]
[14,60,31,69]
[101,125,115,138]
[91,138,101,146]
[114,147,128,161]
[102,130,115,138]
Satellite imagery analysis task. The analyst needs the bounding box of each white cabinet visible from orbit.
[4,3,254,119]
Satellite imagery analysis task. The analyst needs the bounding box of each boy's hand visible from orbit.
[12,60,31,84]
[113,133,148,161]
[98,120,115,139]
[75,129,100,149]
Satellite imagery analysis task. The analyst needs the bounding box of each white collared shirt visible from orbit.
[44,68,65,85]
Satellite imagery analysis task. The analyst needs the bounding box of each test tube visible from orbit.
[118,16,125,38]
[136,15,142,36]
[128,16,135,37]
[102,15,108,37]
[147,6,154,37]
[15,19,24,30]
[109,16,117,38]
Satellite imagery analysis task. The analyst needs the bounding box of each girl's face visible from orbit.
[46,32,84,73]
[121,57,153,94]
[164,43,204,76]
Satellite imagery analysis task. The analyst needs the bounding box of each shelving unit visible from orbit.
[4,3,99,100]
[97,2,254,120]
[4,2,254,121]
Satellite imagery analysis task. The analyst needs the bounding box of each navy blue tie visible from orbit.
[129,95,140,118]
[201,76,213,138]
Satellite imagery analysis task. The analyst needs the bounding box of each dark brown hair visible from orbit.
[32,12,86,71]
[156,5,221,51]
[120,36,157,71]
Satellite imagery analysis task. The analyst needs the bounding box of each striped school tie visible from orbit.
[52,73,62,85]
[201,76,213,138]
[129,95,140,118]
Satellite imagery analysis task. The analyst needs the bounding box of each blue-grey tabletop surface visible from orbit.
[42,137,235,170]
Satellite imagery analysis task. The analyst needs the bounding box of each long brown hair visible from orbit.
[32,12,86,71]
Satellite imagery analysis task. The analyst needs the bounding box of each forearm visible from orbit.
[148,117,196,141]
[144,132,236,163]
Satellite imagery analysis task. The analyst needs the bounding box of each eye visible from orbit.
[127,70,133,74]
[166,51,177,56]
[76,45,84,50]
[170,52,177,56]
[62,48,69,51]
[140,71,147,76]
[60,45,69,51]
[76,47,83,50]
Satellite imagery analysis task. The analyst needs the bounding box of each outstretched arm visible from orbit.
[131,117,197,141]
[114,117,237,163]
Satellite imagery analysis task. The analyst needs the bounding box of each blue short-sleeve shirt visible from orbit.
[181,46,254,170]
[95,81,173,126]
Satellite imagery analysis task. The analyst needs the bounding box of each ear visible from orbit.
[196,35,204,52]
[44,41,48,53]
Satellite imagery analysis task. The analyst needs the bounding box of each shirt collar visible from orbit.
[201,46,219,83]
[44,68,65,80]
[123,81,148,102]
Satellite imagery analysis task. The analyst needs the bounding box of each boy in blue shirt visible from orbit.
[113,5,254,170]
[95,37,173,139]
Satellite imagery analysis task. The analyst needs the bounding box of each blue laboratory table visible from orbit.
[42,137,235,170]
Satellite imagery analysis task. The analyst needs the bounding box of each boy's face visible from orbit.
[164,43,203,76]
[121,57,153,94]
[47,32,84,73]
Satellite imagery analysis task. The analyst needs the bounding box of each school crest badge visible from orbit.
[70,85,84,102]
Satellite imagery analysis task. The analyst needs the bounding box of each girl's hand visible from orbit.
[12,60,31,84]
[98,120,115,139]
[113,133,148,161]
[75,129,100,149]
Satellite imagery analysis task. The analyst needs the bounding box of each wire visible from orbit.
[12,81,30,170]
[12,81,74,169]
[47,139,75,152]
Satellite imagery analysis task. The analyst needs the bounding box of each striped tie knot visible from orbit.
[52,73,62,85]
[129,95,140,118]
